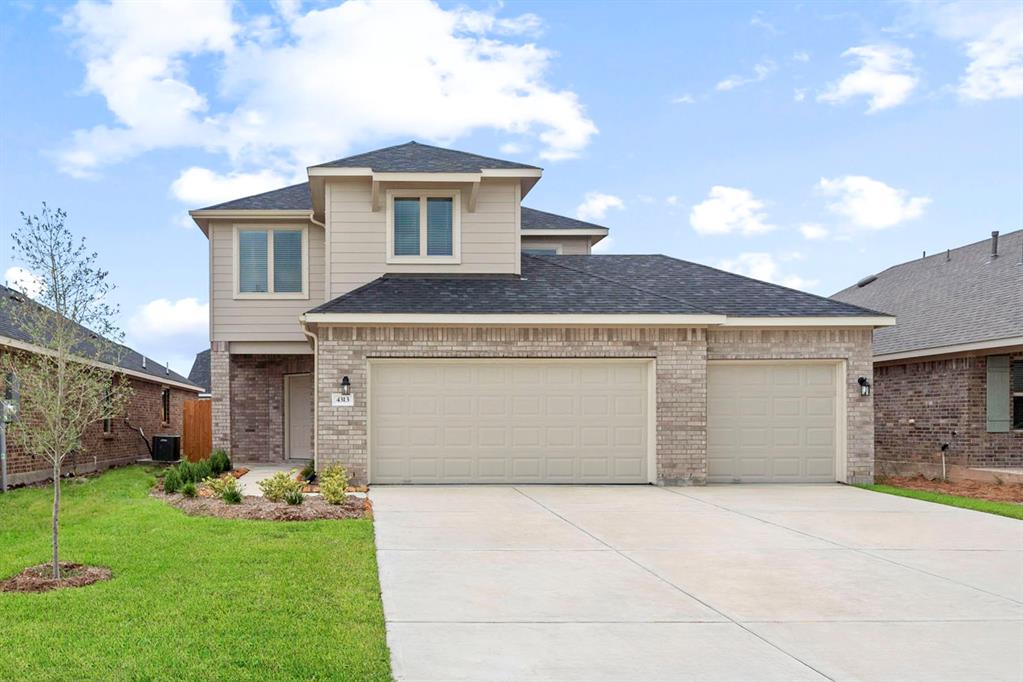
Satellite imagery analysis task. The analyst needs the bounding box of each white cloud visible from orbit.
[499,142,525,155]
[792,51,810,63]
[4,266,44,299]
[918,2,1022,100]
[818,45,918,113]
[665,195,680,206]
[717,252,818,291]
[793,88,807,102]
[576,192,624,221]
[689,186,774,236]
[636,194,655,204]
[128,297,208,339]
[591,236,615,254]
[817,175,931,229]
[715,60,776,91]
[749,13,778,36]
[672,94,695,104]
[799,223,829,240]
[170,167,291,206]
[59,0,597,180]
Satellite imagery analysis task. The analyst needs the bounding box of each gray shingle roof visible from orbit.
[310,254,882,318]
[313,141,540,172]
[200,182,311,211]
[832,229,1023,356]
[188,349,211,393]
[0,285,200,388]
[520,207,607,231]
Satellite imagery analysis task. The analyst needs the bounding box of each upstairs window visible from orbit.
[236,227,307,297]
[161,388,171,424]
[387,191,460,263]
[1013,360,1023,431]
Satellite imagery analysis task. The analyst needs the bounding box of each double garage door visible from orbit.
[369,359,840,484]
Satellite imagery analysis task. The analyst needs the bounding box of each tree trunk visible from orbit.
[52,459,60,580]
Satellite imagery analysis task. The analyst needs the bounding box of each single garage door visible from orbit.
[707,362,839,483]
[370,359,652,484]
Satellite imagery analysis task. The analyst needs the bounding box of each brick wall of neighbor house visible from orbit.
[4,372,193,486]
[874,353,1023,470]
[706,327,876,483]
[227,354,313,461]
[312,326,874,485]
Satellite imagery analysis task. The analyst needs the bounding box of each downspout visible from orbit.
[301,320,319,472]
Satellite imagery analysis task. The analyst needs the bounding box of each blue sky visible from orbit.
[1,0,1021,374]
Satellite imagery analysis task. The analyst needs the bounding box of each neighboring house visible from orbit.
[0,286,202,486]
[190,141,893,485]
[833,230,1023,472]
[188,349,211,394]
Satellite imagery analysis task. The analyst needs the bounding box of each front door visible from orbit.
[286,373,313,460]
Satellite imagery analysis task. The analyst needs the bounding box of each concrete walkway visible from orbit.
[371,484,1023,682]
[234,462,302,496]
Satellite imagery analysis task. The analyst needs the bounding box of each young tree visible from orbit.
[2,204,132,579]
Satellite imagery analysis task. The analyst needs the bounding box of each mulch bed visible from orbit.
[0,563,112,593]
[153,490,370,521]
[876,475,1023,504]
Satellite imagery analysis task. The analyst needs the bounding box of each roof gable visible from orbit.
[520,207,607,231]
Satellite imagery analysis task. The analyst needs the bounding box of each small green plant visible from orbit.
[257,471,304,502]
[300,461,316,480]
[284,489,304,506]
[194,459,213,481]
[181,482,197,498]
[176,461,195,484]
[222,487,243,504]
[203,474,239,499]
[163,467,181,494]
[319,464,350,505]
[210,450,232,475]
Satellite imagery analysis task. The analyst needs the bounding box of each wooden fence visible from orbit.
[182,399,212,462]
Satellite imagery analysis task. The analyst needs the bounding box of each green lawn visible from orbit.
[0,467,392,681]
[858,483,1023,520]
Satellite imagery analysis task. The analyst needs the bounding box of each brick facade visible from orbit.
[874,352,1023,471]
[4,369,195,487]
[225,353,313,462]
[297,325,875,485]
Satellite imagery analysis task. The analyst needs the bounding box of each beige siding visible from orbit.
[521,236,592,255]
[327,177,520,298]
[210,220,325,342]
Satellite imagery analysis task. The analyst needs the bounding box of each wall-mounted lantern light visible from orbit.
[340,375,351,396]
[857,376,871,397]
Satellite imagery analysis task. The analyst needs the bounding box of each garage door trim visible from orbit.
[367,358,657,484]
[706,359,848,483]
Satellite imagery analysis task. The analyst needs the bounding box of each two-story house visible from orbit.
[190,142,893,485]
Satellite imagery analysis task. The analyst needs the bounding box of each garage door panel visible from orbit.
[708,362,839,484]
[371,360,650,484]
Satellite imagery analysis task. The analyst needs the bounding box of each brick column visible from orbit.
[210,341,231,452]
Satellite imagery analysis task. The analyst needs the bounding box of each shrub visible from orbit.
[176,461,195,484]
[194,459,213,481]
[300,461,316,481]
[210,450,232,475]
[319,464,349,505]
[222,487,242,505]
[284,489,304,506]
[203,474,238,499]
[163,467,181,494]
[257,471,304,502]
[181,482,197,498]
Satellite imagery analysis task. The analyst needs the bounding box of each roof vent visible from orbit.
[856,274,878,288]
[991,230,999,258]
[165,361,170,376]
[945,249,951,262]
[142,357,147,369]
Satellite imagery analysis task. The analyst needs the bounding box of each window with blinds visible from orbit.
[237,227,304,296]
[388,191,459,260]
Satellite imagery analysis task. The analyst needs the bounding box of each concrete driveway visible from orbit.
[370,484,1023,682]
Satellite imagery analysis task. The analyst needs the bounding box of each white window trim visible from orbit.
[522,245,563,255]
[1013,359,1023,431]
[233,224,310,300]
[385,189,462,264]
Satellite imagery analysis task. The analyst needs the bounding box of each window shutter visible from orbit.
[986,355,1010,432]
[394,198,420,256]
[427,198,453,256]
[273,230,303,293]
[238,231,268,293]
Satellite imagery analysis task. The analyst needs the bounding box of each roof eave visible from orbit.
[720,316,896,327]
[187,209,314,236]
[301,313,727,327]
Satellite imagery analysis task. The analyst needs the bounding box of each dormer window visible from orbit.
[386,190,461,263]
